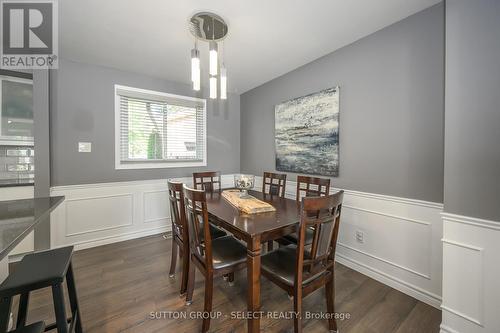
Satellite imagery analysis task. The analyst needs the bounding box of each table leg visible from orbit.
[247,237,261,333]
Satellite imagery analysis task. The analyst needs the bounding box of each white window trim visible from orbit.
[114,84,207,170]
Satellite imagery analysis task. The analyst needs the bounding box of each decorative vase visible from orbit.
[234,174,255,198]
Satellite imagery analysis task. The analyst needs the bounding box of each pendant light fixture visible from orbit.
[191,46,200,91]
[189,12,228,100]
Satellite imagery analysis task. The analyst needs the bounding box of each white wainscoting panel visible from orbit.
[143,190,169,224]
[50,175,236,251]
[65,194,134,236]
[254,175,443,308]
[440,213,500,333]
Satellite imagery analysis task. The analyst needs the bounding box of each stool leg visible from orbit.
[52,283,68,333]
[16,292,30,328]
[0,296,12,333]
[66,263,83,333]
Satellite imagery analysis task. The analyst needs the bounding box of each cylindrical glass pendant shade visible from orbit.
[209,76,217,99]
[209,41,218,76]
[220,66,227,100]
[191,48,200,91]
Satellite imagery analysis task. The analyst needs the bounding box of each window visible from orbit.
[0,74,34,143]
[115,85,206,169]
[0,72,34,185]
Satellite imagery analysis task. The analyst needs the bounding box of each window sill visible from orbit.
[115,160,207,170]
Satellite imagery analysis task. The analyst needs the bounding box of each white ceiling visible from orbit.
[60,0,440,94]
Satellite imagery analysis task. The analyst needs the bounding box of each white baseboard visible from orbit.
[440,324,460,333]
[336,254,442,308]
[69,225,170,251]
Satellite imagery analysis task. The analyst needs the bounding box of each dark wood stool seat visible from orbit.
[11,321,45,333]
[0,246,82,333]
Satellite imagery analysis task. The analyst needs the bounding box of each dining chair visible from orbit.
[296,175,330,200]
[192,171,227,240]
[167,181,226,297]
[278,175,331,246]
[262,172,287,198]
[261,191,344,333]
[193,171,222,193]
[183,185,248,333]
[262,172,287,251]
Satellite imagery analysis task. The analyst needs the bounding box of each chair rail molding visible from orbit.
[440,212,500,333]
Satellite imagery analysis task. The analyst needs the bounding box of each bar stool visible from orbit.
[0,246,82,333]
[12,321,45,333]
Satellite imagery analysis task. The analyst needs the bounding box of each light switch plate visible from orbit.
[78,142,92,153]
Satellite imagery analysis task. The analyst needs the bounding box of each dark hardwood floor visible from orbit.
[12,235,441,332]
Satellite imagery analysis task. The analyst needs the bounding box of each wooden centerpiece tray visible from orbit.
[222,190,276,214]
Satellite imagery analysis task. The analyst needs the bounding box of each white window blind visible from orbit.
[115,85,206,169]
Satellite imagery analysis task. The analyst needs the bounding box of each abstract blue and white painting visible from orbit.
[275,87,339,177]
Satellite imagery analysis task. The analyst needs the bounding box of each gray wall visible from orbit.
[33,70,51,249]
[50,59,240,186]
[240,4,445,203]
[444,0,500,221]
[34,70,50,197]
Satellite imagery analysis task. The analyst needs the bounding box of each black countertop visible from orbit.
[0,180,34,187]
[0,196,64,260]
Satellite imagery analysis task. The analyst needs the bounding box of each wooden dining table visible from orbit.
[205,189,301,333]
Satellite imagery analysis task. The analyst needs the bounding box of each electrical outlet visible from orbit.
[78,142,92,153]
[355,230,364,244]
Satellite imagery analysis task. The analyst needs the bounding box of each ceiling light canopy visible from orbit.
[188,12,228,100]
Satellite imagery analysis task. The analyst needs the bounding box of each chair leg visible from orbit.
[326,276,338,332]
[228,272,234,286]
[0,296,12,333]
[202,275,213,333]
[185,257,196,306]
[267,240,274,251]
[16,292,30,328]
[293,290,303,333]
[180,244,189,296]
[66,263,83,333]
[169,240,178,278]
[52,283,69,333]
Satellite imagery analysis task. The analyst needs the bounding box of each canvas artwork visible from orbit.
[275,87,339,177]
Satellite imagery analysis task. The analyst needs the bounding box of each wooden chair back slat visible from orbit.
[193,171,222,193]
[168,181,186,239]
[262,172,287,198]
[296,176,331,201]
[183,185,213,270]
